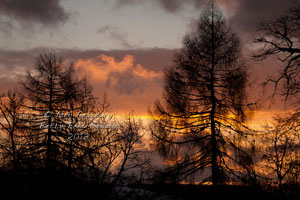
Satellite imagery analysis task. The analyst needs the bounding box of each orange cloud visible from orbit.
[74,54,161,83]
[74,54,164,114]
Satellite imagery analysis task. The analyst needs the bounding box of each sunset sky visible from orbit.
[0,0,295,116]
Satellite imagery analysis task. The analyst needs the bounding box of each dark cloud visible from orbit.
[58,47,175,72]
[115,0,205,13]
[230,0,293,34]
[115,0,292,19]
[97,25,133,48]
[155,0,202,13]
[0,0,70,28]
[0,47,175,72]
[0,48,38,70]
[114,0,294,43]
[106,69,161,95]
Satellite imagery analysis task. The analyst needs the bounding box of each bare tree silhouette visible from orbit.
[253,4,300,195]
[0,90,24,169]
[112,112,145,186]
[261,116,300,191]
[150,2,252,186]
[20,52,85,173]
[253,3,300,99]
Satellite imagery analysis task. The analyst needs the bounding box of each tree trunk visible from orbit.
[211,95,217,186]
[210,4,218,186]
[46,73,53,172]
[10,118,16,169]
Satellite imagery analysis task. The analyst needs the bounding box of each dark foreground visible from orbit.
[0,170,298,200]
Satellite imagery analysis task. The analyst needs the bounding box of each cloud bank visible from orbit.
[0,47,173,113]
[75,54,162,95]
[115,0,293,37]
[0,0,70,34]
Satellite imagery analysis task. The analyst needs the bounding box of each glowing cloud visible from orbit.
[74,54,161,83]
